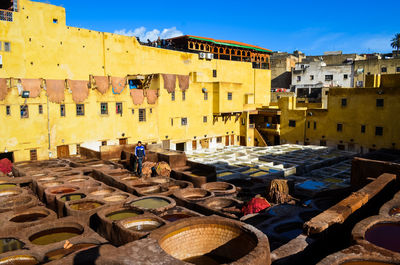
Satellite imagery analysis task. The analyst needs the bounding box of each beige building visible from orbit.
[354,57,400,87]
[271,51,304,90]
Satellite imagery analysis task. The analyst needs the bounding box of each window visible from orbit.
[182,91,186,101]
[76,144,80,155]
[376,99,384,107]
[227,92,232,100]
[337,123,343,132]
[381,67,387,73]
[204,92,208,100]
[325,75,333,81]
[337,144,345,150]
[320,140,326,146]
[4,42,10,52]
[213,69,217,78]
[181,117,188,126]
[375,126,383,136]
[217,137,222,143]
[307,121,310,129]
[0,41,2,51]
[38,104,43,114]
[203,116,207,123]
[131,109,134,114]
[313,121,317,130]
[341,98,347,106]
[356,81,363,87]
[53,18,58,24]
[297,76,301,82]
[30,149,37,161]
[344,74,348,79]
[310,75,314,80]
[171,91,175,101]
[20,105,29,118]
[60,104,65,117]
[396,67,400,72]
[6,105,10,116]
[171,118,173,126]
[289,120,296,127]
[116,102,122,115]
[100,103,108,114]
[361,125,366,133]
[139,108,146,122]
[150,108,152,113]
[101,141,107,146]
[76,104,84,116]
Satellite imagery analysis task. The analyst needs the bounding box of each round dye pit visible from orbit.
[0,238,25,254]
[67,178,89,183]
[37,176,57,182]
[29,226,83,245]
[121,218,163,232]
[10,210,49,223]
[0,184,17,190]
[90,189,114,196]
[162,213,193,222]
[365,222,400,253]
[106,209,141,221]
[0,189,21,197]
[205,198,238,210]
[103,194,129,202]
[157,219,259,265]
[42,181,64,188]
[201,182,236,196]
[130,183,156,188]
[0,196,33,210]
[48,186,78,195]
[59,193,86,202]
[69,201,103,211]
[139,186,168,195]
[177,188,213,202]
[389,207,400,217]
[130,198,170,209]
[121,176,138,181]
[44,243,97,261]
[0,255,38,265]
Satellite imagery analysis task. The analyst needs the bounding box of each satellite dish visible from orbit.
[202,88,207,93]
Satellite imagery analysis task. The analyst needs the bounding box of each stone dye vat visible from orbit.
[201,182,236,196]
[151,216,271,265]
[0,238,25,254]
[103,193,129,202]
[44,243,98,261]
[160,207,202,222]
[106,209,142,221]
[119,218,163,232]
[173,188,214,203]
[68,200,104,211]
[29,226,83,245]
[8,207,54,225]
[129,196,176,213]
[0,195,38,213]
[0,184,17,190]
[59,193,86,202]
[0,255,39,265]
[364,223,400,253]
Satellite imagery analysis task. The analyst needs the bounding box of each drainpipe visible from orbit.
[46,87,51,151]
[303,112,307,145]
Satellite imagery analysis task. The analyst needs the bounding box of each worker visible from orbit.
[135,141,145,176]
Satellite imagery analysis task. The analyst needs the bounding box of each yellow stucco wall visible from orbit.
[0,0,271,161]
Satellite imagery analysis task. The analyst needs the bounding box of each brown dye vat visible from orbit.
[106,209,141,221]
[341,261,395,265]
[0,196,35,212]
[121,218,163,232]
[29,227,83,245]
[49,187,78,195]
[60,193,86,202]
[37,176,57,182]
[69,201,103,211]
[0,189,21,197]
[131,198,170,209]
[103,194,129,202]
[0,255,38,265]
[90,188,114,196]
[139,185,168,195]
[51,167,72,173]
[10,210,49,223]
[178,189,213,202]
[162,213,193,222]
[42,181,64,188]
[389,207,400,217]
[120,176,138,181]
[0,184,17,190]
[130,183,155,188]
[44,243,97,261]
[67,177,89,183]
[365,223,400,253]
[205,198,237,210]
[0,238,25,253]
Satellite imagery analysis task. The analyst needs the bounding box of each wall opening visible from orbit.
[0,152,14,162]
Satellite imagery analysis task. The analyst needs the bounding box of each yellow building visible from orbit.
[0,0,272,162]
[354,56,400,87]
[263,75,399,153]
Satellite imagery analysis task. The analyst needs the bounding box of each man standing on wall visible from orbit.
[135,141,145,177]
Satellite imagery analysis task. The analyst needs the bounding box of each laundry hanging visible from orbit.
[0,78,8,101]
[177,75,189,91]
[93,76,109,94]
[21,79,42,98]
[162,74,176,93]
[146,89,158,104]
[67,80,89,103]
[46,79,65,103]
[130,89,144,105]
[111,77,126,94]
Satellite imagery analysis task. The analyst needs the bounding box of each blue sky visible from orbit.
[38,0,400,55]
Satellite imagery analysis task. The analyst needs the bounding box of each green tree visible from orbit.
[391,33,400,52]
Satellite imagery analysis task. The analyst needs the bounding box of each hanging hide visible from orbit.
[94,76,109,94]
[46,80,65,103]
[162,74,176,93]
[130,89,144,105]
[146,89,158,104]
[0,78,8,101]
[21,79,42,98]
[67,80,89,103]
[177,75,189,91]
[111,77,126,94]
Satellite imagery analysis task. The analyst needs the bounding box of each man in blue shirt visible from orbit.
[135,141,145,176]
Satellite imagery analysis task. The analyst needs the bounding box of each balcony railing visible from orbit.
[0,10,13,22]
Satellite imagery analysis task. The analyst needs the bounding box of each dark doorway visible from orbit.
[119,138,127,145]
[240,136,246,146]
[192,140,197,150]
[57,145,70,158]
[274,135,280,145]
[176,143,185,151]
[225,135,230,146]
[0,1,13,11]
[230,135,234,145]
[0,152,14,162]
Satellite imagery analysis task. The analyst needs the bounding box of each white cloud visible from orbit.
[114,26,183,42]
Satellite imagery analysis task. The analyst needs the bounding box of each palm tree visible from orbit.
[391,33,400,53]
